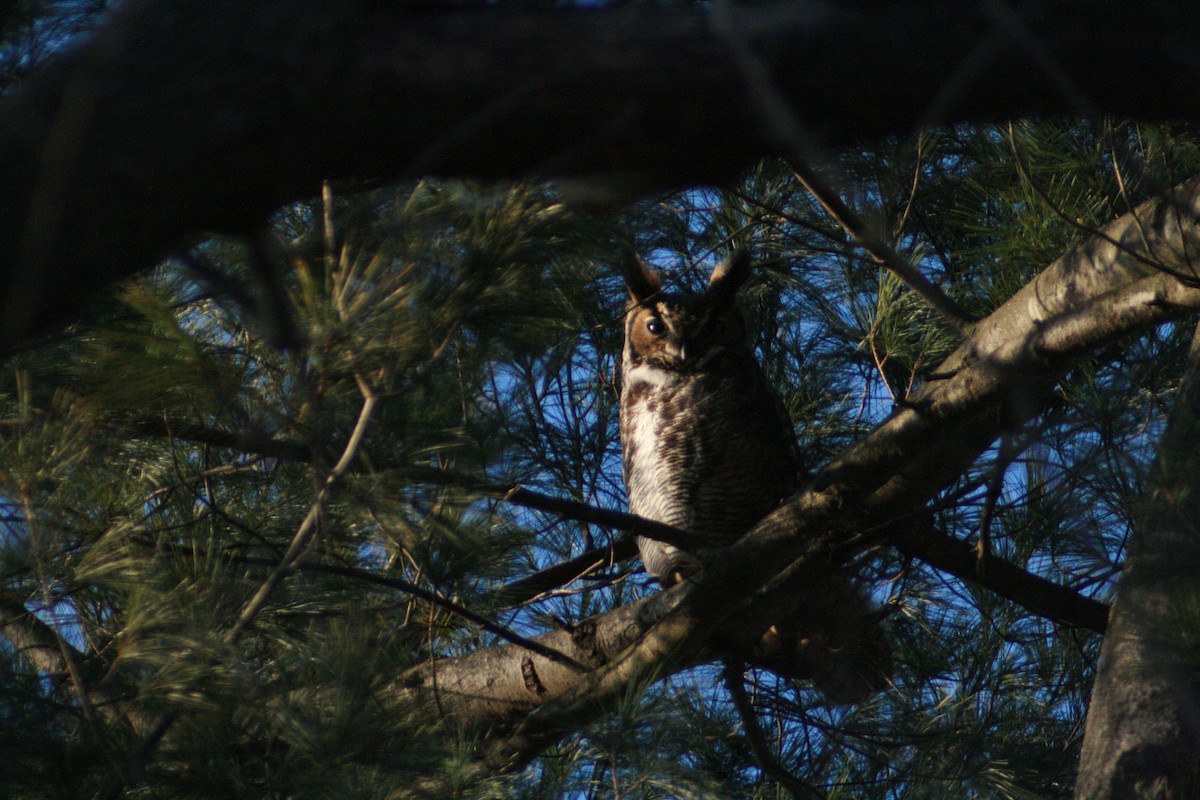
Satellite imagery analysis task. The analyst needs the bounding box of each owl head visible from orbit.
[622,252,753,373]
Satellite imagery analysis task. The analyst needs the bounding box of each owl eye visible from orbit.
[645,318,666,336]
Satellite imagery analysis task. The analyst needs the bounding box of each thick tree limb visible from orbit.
[4,0,1200,350]
[393,185,1200,776]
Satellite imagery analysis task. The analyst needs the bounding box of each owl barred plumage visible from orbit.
[619,253,891,703]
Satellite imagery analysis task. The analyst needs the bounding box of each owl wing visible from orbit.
[727,354,805,502]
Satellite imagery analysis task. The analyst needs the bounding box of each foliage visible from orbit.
[0,116,1197,800]
[0,0,108,92]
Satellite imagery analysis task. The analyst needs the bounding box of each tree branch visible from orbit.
[723,664,826,800]
[503,486,1109,632]
[493,534,637,608]
[891,522,1109,633]
[4,0,1200,349]
[391,184,1200,777]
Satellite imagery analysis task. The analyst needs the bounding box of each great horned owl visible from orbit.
[619,253,890,702]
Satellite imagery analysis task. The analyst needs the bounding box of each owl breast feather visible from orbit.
[621,360,800,581]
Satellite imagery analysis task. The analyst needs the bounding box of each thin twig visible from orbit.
[789,159,975,331]
[976,433,1022,576]
[238,557,587,671]
[230,376,378,640]
[709,0,974,333]
[106,377,381,799]
[722,664,826,800]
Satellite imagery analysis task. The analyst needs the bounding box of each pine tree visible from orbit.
[5,5,1200,800]
[0,120,1195,797]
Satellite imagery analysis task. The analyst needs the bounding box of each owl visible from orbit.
[619,253,890,702]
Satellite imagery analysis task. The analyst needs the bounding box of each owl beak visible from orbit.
[670,341,687,363]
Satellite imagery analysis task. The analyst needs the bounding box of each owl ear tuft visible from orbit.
[707,250,753,299]
[624,254,661,304]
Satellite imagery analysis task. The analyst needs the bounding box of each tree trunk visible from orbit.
[1074,327,1200,799]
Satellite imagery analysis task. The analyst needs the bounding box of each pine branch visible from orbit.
[500,486,1109,633]
[710,0,973,331]
[493,535,637,608]
[503,485,697,550]
[122,432,1111,632]
[891,519,1109,633]
[230,379,378,639]
[394,185,1200,777]
[106,377,382,799]
[130,417,309,461]
[239,557,587,672]
[723,664,826,800]
[789,158,976,331]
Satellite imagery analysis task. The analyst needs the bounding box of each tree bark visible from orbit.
[1074,329,1200,799]
[392,184,1200,778]
[3,0,1200,350]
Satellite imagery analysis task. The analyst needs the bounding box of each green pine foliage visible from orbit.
[1,118,1199,799]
